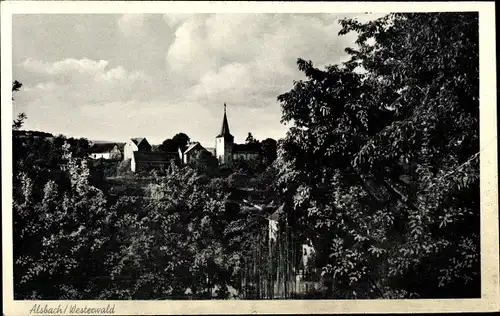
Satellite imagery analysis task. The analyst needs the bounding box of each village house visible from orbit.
[233,143,261,161]
[88,143,123,160]
[124,137,152,160]
[179,142,210,164]
[131,151,179,173]
[124,103,265,172]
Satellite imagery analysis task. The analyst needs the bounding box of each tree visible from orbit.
[117,159,132,176]
[189,150,219,177]
[158,139,178,152]
[12,113,27,131]
[105,162,234,299]
[12,80,22,94]
[172,133,191,152]
[74,138,90,158]
[13,143,116,299]
[12,80,26,130]
[276,12,479,298]
[245,132,258,144]
[159,133,191,152]
[261,138,277,165]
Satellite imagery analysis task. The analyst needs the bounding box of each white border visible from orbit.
[2,2,499,315]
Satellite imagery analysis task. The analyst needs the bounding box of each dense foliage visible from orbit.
[276,12,479,298]
[14,144,114,299]
[158,133,191,152]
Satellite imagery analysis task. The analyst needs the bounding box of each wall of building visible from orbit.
[137,141,152,152]
[131,157,137,172]
[184,147,204,164]
[224,139,233,164]
[215,137,223,162]
[90,152,111,159]
[216,137,234,165]
[110,147,122,160]
[233,152,259,161]
[133,161,170,173]
[124,141,138,160]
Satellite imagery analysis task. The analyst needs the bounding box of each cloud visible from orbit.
[163,13,382,137]
[166,14,359,109]
[117,14,145,37]
[19,58,154,103]
[163,13,193,29]
[13,13,383,144]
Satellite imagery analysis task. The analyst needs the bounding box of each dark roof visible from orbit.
[216,104,234,139]
[133,151,178,163]
[184,142,207,154]
[234,142,261,153]
[269,204,284,221]
[131,137,148,146]
[88,143,119,153]
[116,142,126,151]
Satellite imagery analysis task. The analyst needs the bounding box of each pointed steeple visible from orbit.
[217,103,233,139]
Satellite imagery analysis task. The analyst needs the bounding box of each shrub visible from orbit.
[117,159,132,176]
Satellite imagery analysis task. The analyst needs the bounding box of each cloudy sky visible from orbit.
[12,13,377,146]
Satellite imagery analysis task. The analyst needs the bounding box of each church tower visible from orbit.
[215,103,234,165]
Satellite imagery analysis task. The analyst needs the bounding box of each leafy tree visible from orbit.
[158,138,178,152]
[13,143,116,299]
[74,137,90,158]
[105,162,234,299]
[12,80,26,130]
[245,132,258,144]
[172,133,191,152]
[276,12,479,298]
[12,80,22,94]
[189,150,219,177]
[261,138,278,165]
[12,113,27,131]
[158,134,191,152]
[117,158,132,176]
[232,157,265,176]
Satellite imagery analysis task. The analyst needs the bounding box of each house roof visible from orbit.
[131,137,148,147]
[234,142,261,153]
[184,142,207,154]
[88,143,118,154]
[116,142,126,151]
[133,151,178,163]
[216,103,234,139]
[269,203,284,221]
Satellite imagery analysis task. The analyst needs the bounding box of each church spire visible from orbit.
[217,103,233,139]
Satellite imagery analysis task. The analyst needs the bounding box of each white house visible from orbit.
[181,142,210,164]
[88,143,122,160]
[123,137,152,160]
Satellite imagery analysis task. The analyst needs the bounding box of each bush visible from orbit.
[117,159,132,176]
[91,158,119,178]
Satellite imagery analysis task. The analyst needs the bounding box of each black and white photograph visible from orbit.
[2,1,499,315]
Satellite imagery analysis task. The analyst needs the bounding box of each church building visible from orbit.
[125,103,262,172]
[215,103,234,164]
[215,103,260,165]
